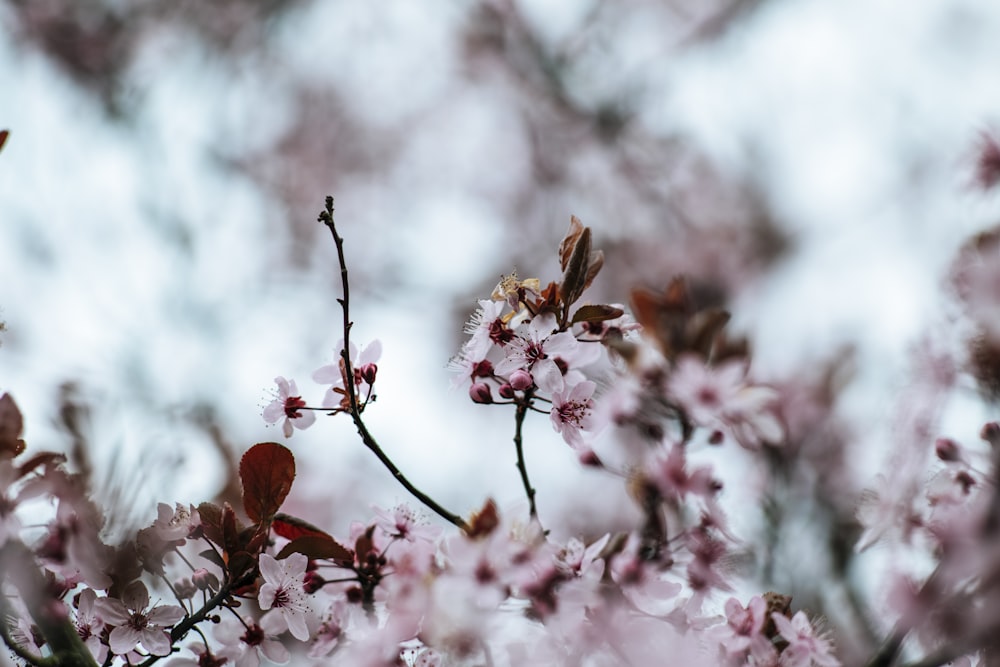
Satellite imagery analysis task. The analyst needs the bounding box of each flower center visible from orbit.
[284,395,307,418]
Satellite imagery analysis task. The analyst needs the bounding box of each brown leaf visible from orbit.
[0,130,8,154]
[558,215,585,271]
[277,535,353,564]
[0,393,26,458]
[240,442,296,523]
[560,226,592,305]
[571,304,625,325]
[466,498,500,538]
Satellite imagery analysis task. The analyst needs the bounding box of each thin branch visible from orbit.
[513,391,539,521]
[317,197,469,533]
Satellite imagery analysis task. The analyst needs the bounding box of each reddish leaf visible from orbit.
[197,502,225,547]
[571,304,625,325]
[239,442,296,522]
[277,535,352,564]
[273,513,335,541]
[222,503,239,554]
[0,129,8,154]
[0,393,26,458]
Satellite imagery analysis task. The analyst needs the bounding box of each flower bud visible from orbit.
[498,383,516,399]
[192,568,220,592]
[175,578,197,599]
[981,421,1000,446]
[303,570,325,594]
[509,369,533,391]
[360,363,378,385]
[934,437,962,463]
[472,360,494,378]
[470,382,493,404]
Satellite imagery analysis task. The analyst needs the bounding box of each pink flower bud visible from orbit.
[935,437,962,462]
[304,570,325,594]
[470,382,493,404]
[498,383,516,399]
[360,363,378,385]
[982,422,1000,446]
[509,369,533,391]
[192,568,220,592]
[472,360,494,378]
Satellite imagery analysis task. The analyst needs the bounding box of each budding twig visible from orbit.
[318,197,469,533]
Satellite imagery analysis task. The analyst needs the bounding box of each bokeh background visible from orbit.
[3,0,1000,661]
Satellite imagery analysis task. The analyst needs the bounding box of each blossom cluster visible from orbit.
[6,191,1000,667]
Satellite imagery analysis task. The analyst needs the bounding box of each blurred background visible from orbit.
[2,0,1000,660]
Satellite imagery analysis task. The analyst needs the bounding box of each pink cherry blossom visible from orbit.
[667,355,783,449]
[373,503,442,544]
[495,314,585,394]
[262,376,315,438]
[313,338,382,409]
[94,581,185,656]
[549,380,598,449]
[258,552,311,641]
[771,611,840,667]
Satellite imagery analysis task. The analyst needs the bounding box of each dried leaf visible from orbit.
[0,393,26,458]
[466,498,500,538]
[571,304,625,325]
[277,535,353,564]
[0,130,8,154]
[560,226,592,305]
[558,216,585,271]
[240,442,296,523]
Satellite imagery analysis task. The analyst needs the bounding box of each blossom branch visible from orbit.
[317,197,469,533]
[0,596,52,667]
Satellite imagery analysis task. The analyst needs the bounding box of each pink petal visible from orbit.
[109,625,142,655]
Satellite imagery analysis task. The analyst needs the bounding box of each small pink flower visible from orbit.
[153,502,200,542]
[263,377,315,438]
[258,553,311,641]
[94,581,185,656]
[372,503,441,544]
[313,339,381,409]
[550,380,597,449]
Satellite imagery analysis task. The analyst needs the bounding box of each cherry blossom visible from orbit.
[373,503,441,545]
[495,314,586,394]
[549,380,598,449]
[313,338,382,409]
[93,580,185,656]
[73,587,108,661]
[262,376,315,438]
[771,611,839,667]
[258,552,311,641]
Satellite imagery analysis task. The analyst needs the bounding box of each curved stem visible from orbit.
[318,198,469,533]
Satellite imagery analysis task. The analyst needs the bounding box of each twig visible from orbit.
[317,197,469,533]
[513,391,539,521]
